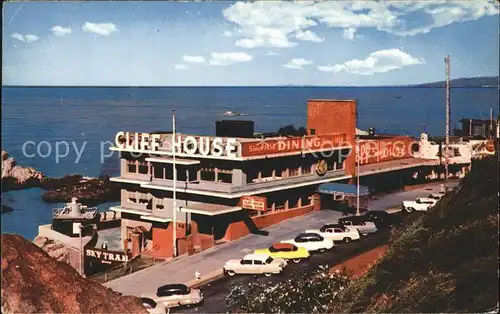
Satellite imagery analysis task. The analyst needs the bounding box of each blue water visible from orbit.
[1,86,498,239]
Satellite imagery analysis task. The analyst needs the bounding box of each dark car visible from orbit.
[363,210,402,227]
[140,297,166,314]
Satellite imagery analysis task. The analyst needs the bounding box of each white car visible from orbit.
[402,197,437,212]
[281,232,335,252]
[223,253,287,277]
[338,217,378,235]
[306,224,361,243]
[143,284,204,309]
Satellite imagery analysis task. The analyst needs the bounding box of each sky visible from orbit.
[2,1,499,86]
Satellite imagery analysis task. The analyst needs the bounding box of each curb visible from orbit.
[186,268,225,288]
[386,207,402,214]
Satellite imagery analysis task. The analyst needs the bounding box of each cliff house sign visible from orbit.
[115,132,239,158]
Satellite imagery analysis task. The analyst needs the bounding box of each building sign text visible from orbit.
[240,196,267,211]
[85,248,129,264]
[241,134,348,157]
[115,132,239,158]
[358,137,413,165]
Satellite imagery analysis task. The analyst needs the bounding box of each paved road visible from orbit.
[105,209,346,296]
[174,229,393,313]
[105,181,456,297]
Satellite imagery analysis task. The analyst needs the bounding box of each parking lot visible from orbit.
[174,228,394,313]
[105,181,457,308]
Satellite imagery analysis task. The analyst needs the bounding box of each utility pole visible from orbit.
[172,110,178,258]
[444,55,451,191]
[356,136,360,216]
[490,108,494,139]
[79,223,84,276]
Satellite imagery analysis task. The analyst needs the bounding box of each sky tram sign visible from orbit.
[85,248,129,264]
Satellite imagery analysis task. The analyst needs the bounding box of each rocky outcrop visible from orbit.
[1,234,147,314]
[1,205,14,213]
[33,236,73,265]
[42,175,120,206]
[1,151,120,206]
[1,151,45,191]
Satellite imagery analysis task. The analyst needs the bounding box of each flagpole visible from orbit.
[172,110,177,257]
[356,136,360,216]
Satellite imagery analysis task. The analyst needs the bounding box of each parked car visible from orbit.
[281,232,335,252]
[338,216,378,235]
[306,224,360,243]
[151,284,203,308]
[140,297,168,314]
[254,243,310,264]
[402,197,437,212]
[428,191,446,200]
[363,210,402,227]
[223,253,287,277]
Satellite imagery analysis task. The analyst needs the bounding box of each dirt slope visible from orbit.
[1,234,147,313]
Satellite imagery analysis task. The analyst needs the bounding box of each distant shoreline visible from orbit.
[2,85,499,89]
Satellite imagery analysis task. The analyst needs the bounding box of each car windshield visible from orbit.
[265,257,274,264]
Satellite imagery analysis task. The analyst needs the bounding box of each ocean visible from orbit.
[1,86,498,239]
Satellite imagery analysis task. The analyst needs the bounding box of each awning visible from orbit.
[180,204,242,216]
[317,183,370,196]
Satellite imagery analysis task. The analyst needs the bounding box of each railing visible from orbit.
[147,169,346,194]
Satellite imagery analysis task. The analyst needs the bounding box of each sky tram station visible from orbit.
[107,99,478,259]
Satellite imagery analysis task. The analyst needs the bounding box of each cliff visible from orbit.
[331,156,499,312]
[1,151,45,191]
[1,234,147,313]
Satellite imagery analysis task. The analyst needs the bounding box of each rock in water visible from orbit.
[1,205,14,213]
[1,234,147,313]
[1,151,45,191]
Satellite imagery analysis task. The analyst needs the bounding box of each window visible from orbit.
[265,257,274,264]
[156,198,164,211]
[290,167,300,177]
[201,166,216,181]
[254,260,263,265]
[241,259,252,265]
[302,163,312,175]
[326,228,333,233]
[127,160,137,173]
[153,165,164,179]
[334,228,343,233]
[138,161,149,174]
[218,172,232,183]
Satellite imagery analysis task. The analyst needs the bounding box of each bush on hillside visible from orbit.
[225,265,350,313]
[331,156,499,313]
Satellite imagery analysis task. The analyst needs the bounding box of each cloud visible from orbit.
[224,30,232,37]
[283,58,314,70]
[183,55,206,64]
[51,26,72,36]
[265,51,280,56]
[174,64,190,70]
[222,1,499,49]
[82,22,117,36]
[342,28,356,40]
[295,30,324,43]
[209,52,253,66]
[318,49,424,75]
[11,33,39,43]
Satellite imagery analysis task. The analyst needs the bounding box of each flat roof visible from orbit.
[180,203,242,216]
[360,158,437,176]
